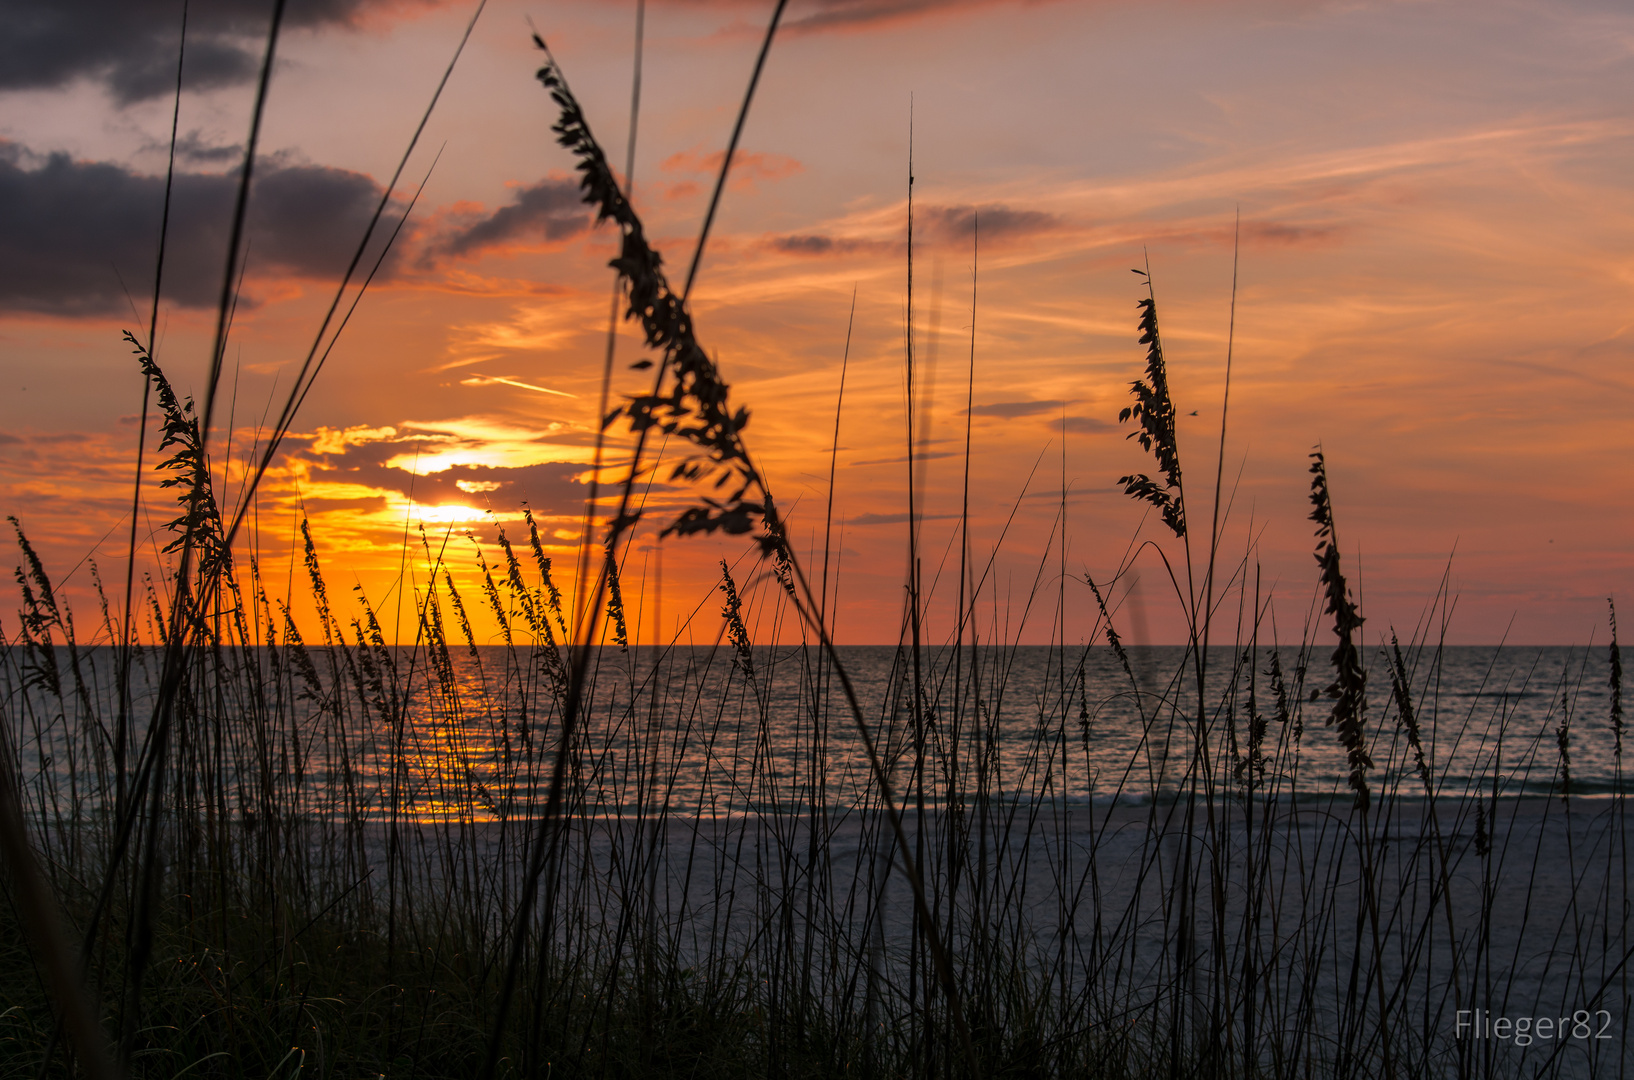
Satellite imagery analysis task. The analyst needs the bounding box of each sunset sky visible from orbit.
[1,0,1630,647]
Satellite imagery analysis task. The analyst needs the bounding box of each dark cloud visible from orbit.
[767,233,892,257]
[305,430,590,514]
[428,178,589,261]
[171,130,244,166]
[0,141,395,315]
[400,462,587,509]
[768,202,1059,258]
[771,234,837,255]
[964,400,1066,418]
[250,161,391,270]
[917,203,1062,244]
[605,0,1037,34]
[783,0,1055,33]
[0,0,440,103]
[1244,221,1337,246]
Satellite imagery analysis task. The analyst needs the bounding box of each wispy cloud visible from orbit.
[763,200,1063,260]
[660,147,803,199]
[459,374,578,399]
[782,0,1069,35]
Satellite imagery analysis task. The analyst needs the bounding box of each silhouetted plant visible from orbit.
[533,38,766,542]
[524,505,570,640]
[1557,686,1574,805]
[1237,646,1267,786]
[1612,597,1623,759]
[1308,448,1370,811]
[604,543,629,651]
[718,559,754,681]
[9,518,65,697]
[1117,272,1185,538]
[125,331,229,588]
[1388,631,1430,788]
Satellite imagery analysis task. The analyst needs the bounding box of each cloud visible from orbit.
[766,233,893,256]
[917,202,1063,244]
[782,0,1065,34]
[766,201,1060,258]
[371,460,587,508]
[964,399,1066,418]
[250,159,394,270]
[426,177,589,260]
[309,424,405,455]
[0,141,396,315]
[1242,220,1339,246]
[302,421,591,512]
[0,0,445,103]
[458,373,578,398]
[1059,415,1114,434]
[170,130,244,166]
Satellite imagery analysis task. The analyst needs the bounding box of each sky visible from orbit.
[1,0,1630,648]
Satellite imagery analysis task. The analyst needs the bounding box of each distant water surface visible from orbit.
[7,643,1619,818]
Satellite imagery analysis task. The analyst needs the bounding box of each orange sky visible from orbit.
[1,0,1630,646]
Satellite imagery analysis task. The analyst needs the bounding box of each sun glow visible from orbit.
[413,503,488,524]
